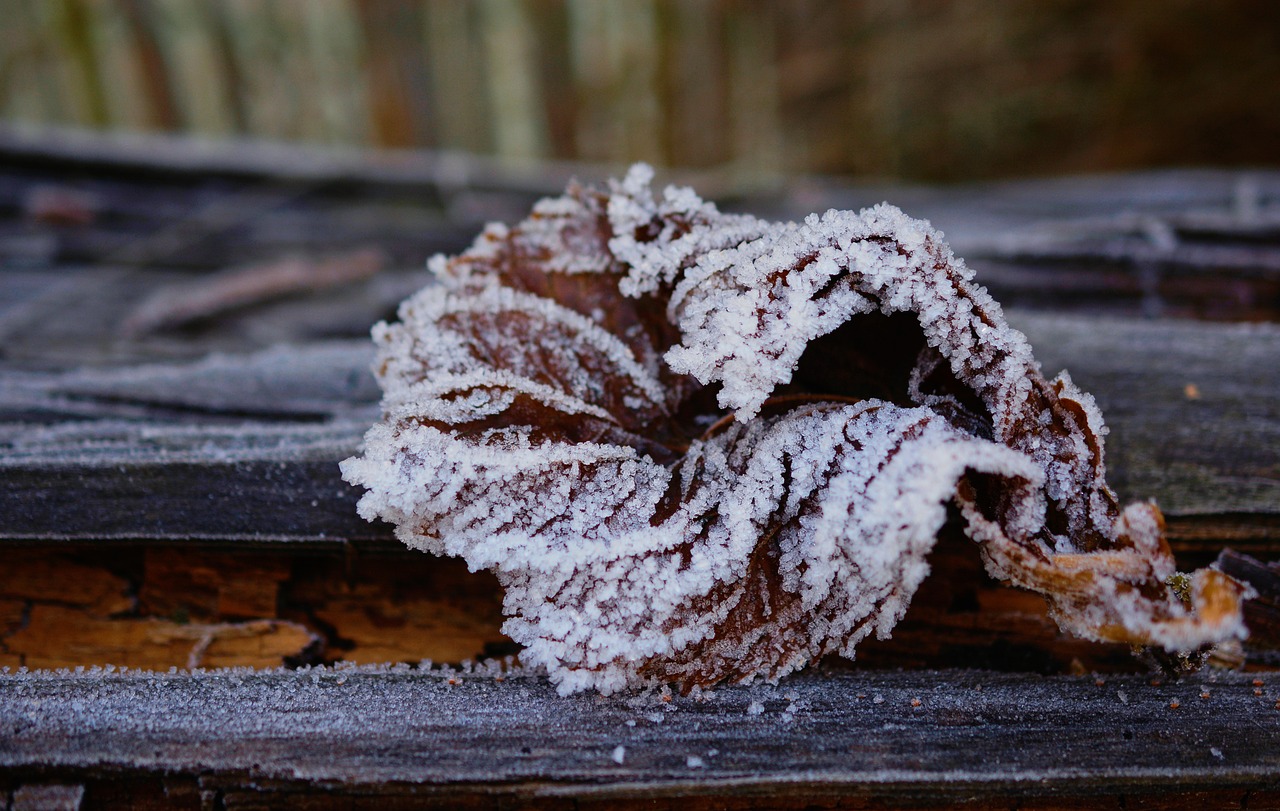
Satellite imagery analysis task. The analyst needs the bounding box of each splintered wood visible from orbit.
[0,548,507,671]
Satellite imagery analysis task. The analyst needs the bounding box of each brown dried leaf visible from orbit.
[342,166,1248,694]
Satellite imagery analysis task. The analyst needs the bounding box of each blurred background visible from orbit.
[3,0,1279,183]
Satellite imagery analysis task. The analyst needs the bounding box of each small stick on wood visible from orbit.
[121,247,386,337]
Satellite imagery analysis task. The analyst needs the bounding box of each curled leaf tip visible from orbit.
[341,165,1248,694]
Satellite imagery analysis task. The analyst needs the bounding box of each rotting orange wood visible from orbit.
[0,545,511,671]
[0,540,1271,674]
[2,551,133,616]
[191,620,317,669]
[283,551,511,664]
[309,585,510,666]
[0,543,1140,674]
[7,605,316,670]
[0,598,24,669]
[140,548,290,621]
[0,599,25,631]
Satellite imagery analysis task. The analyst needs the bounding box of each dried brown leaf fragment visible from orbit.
[342,165,1248,694]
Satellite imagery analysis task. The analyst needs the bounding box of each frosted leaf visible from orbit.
[342,165,1248,694]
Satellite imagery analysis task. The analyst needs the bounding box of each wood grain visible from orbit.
[1,668,1278,808]
[0,545,511,672]
[1,133,1279,805]
[2,313,1274,550]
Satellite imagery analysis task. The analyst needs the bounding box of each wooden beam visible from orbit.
[1,667,1277,807]
[2,313,1275,548]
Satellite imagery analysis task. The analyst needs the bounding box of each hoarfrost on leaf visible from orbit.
[342,164,1249,695]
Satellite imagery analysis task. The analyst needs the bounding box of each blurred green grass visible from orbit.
[2,0,1278,182]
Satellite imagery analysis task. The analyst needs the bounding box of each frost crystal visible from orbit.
[342,164,1249,695]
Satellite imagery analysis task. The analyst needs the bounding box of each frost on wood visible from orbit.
[342,165,1248,695]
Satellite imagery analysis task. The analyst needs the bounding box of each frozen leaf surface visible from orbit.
[342,165,1248,694]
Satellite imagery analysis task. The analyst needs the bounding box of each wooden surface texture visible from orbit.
[3,667,1280,809]
[1,130,1279,807]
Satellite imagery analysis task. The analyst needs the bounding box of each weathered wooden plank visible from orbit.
[0,124,614,199]
[1012,313,1280,528]
[3,312,1274,547]
[0,268,427,368]
[0,340,378,418]
[1,667,1277,806]
[4,130,1277,324]
[3,122,1278,807]
[792,169,1280,322]
[0,458,377,543]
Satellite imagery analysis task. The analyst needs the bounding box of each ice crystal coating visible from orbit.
[342,165,1249,695]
